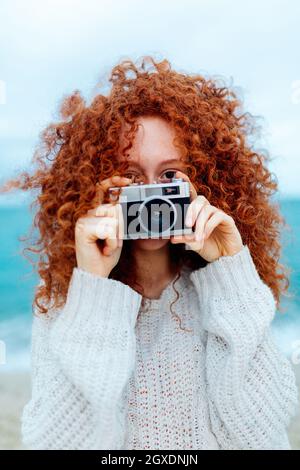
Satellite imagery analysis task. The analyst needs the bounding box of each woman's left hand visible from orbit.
[170,171,244,262]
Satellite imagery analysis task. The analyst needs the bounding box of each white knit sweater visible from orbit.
[21,244,299,450]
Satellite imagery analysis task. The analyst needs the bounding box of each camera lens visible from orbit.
[138,197,176,236]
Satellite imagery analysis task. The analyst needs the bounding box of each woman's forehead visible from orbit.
[123,156,184,169]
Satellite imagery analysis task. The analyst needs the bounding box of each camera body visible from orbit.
[108,177,193,240]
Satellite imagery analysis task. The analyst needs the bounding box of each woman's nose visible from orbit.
[143,176,157,184]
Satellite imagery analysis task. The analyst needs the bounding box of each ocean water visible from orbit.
[0,199,300,371]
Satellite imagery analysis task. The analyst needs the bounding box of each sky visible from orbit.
[0,0,300,203]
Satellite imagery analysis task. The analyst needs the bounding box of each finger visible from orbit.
[87,203,124,250]
[87,203,118,217]
[98,175,132,194]
[185,196,210,228]
[94,176,132,205]
[175,170,198,201]
[170,232,196,244]
[95,218,118,255]
[203,210,228,241]
[98,204,124,250]
[194,204,218,242]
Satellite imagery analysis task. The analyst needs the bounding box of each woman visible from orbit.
[2,56,298,450]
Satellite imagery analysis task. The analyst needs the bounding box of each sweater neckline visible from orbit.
[141,266,190,309]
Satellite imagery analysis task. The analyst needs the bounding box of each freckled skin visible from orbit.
[119,115,183,252]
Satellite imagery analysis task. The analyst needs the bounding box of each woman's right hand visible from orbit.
[75,176,132,278]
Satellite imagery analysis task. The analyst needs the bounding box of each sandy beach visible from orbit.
[1,366,299,450]
[0,371,31,450]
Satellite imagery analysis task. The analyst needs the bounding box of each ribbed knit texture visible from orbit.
[21,244,299,450]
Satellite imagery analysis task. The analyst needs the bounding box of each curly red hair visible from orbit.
[0,55,292,319]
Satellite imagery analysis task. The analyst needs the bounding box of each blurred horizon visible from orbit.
[0,198,299,373]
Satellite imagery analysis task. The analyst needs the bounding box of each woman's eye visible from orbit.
[124,170,176,182]
[124,173,143,182]
[161,170,176,180]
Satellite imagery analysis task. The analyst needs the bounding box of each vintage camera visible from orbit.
[108,177,193,240]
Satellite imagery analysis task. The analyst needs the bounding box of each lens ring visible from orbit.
[138,196,177,235]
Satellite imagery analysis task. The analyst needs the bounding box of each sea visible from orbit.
[0,198,300,371]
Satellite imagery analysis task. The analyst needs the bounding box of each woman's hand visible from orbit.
[75,176,132,277]
[170,171,244,262]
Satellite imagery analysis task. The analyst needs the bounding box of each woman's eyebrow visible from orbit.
[126,158,184,169]
[159,158,184,167]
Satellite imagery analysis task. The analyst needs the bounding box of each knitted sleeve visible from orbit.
[21,267,142,450]
[190,244,299,450]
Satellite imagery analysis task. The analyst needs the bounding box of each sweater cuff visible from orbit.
[60,267,142,329]
[190,244,272,306]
